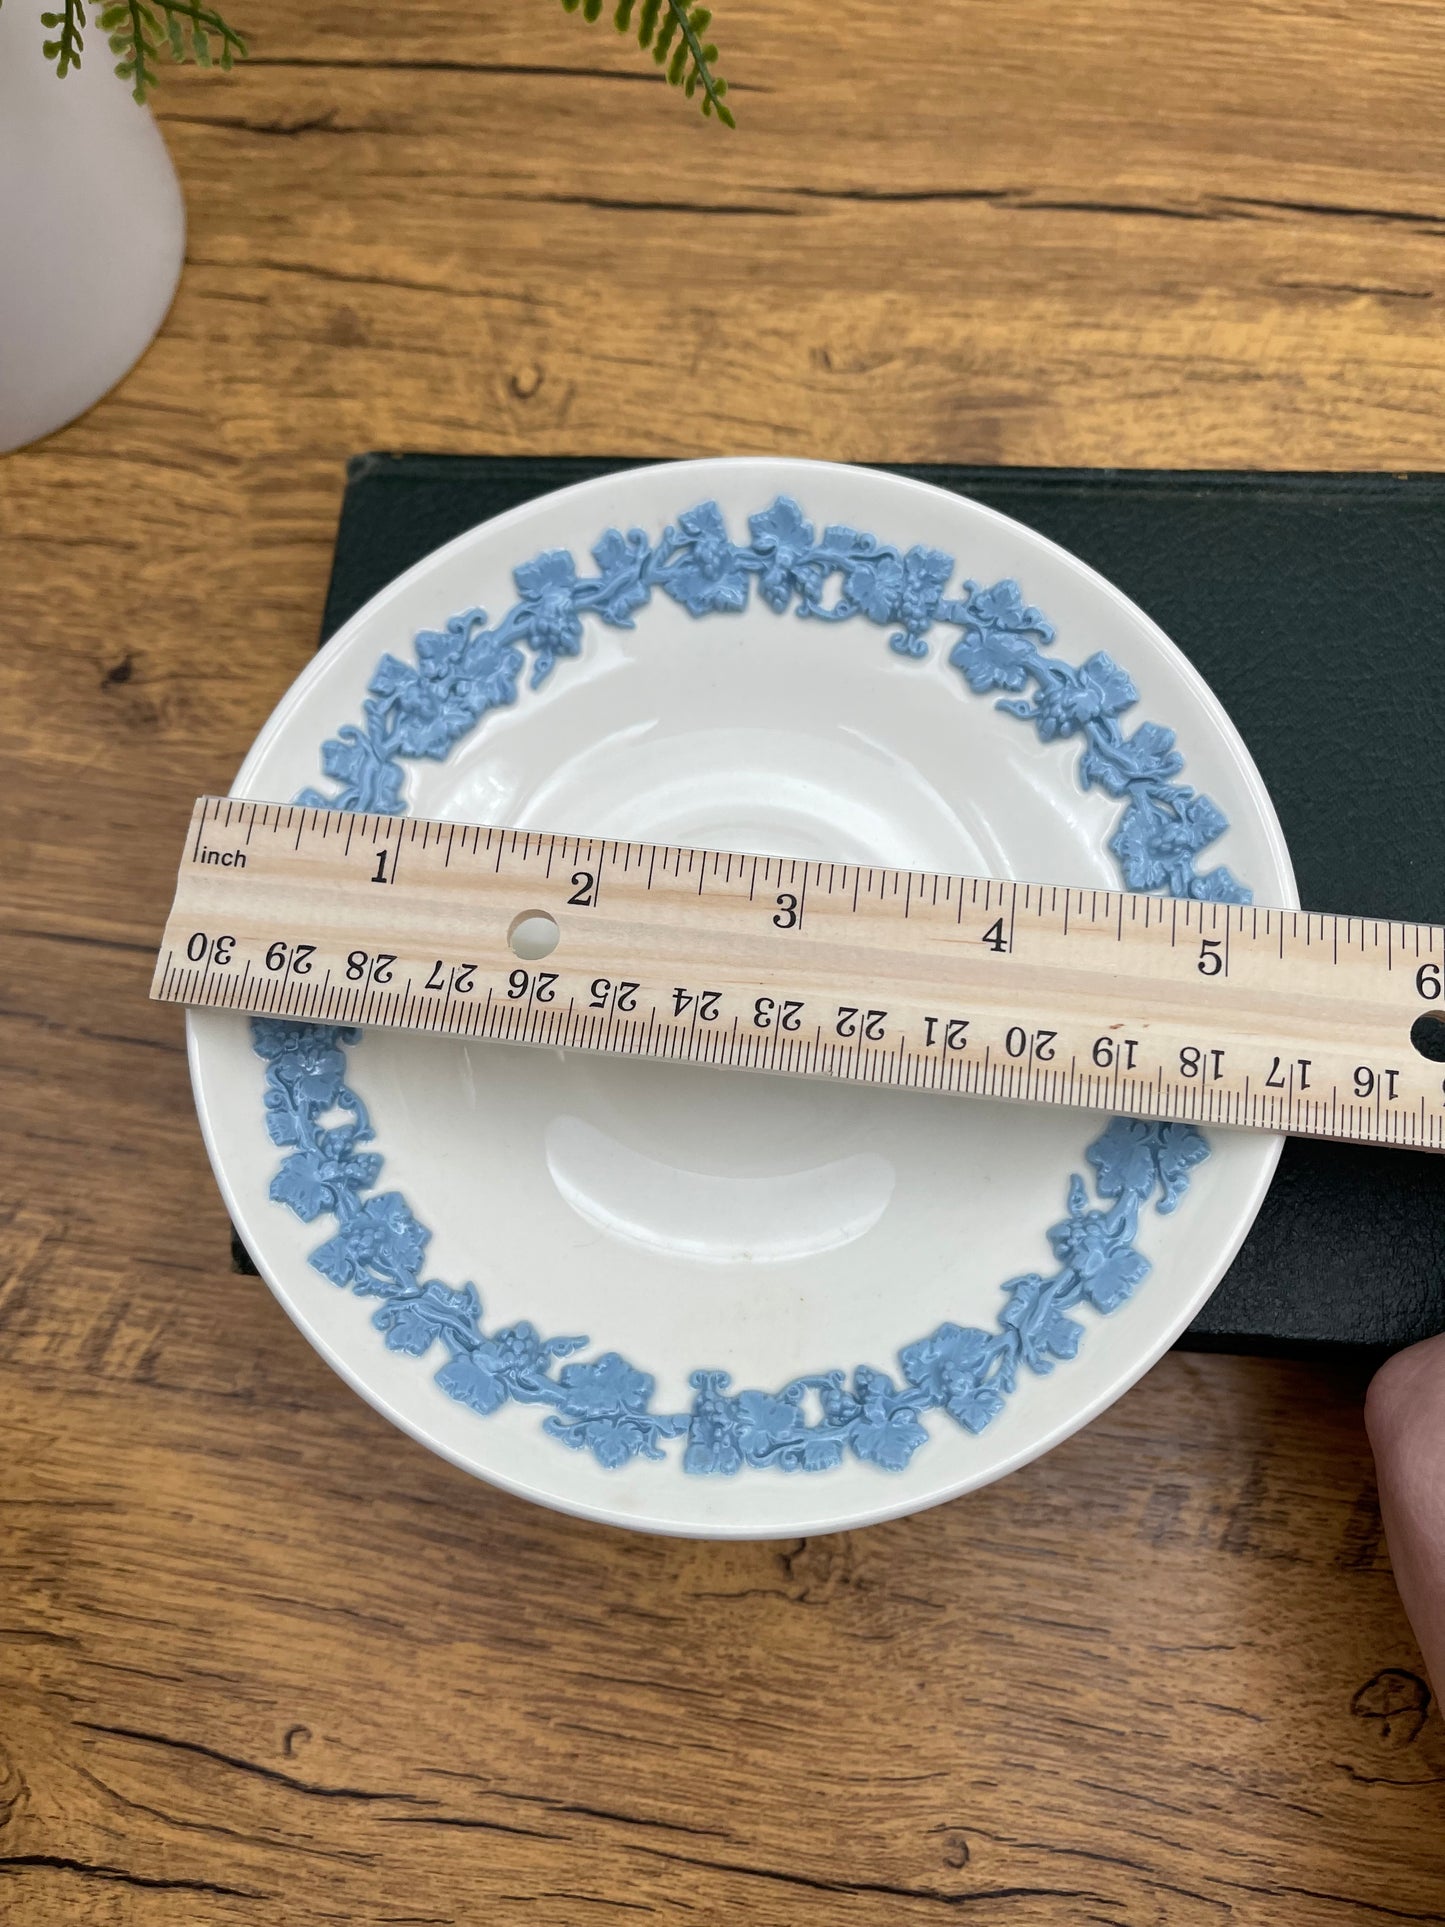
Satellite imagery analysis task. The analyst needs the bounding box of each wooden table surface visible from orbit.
[4,2,1445,1920]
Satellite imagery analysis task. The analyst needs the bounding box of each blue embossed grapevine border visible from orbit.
[252,495,1249,1477]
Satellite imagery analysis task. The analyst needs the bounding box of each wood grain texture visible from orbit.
[2,0,1444,1919]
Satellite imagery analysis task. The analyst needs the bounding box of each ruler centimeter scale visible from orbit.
[153,796,1445,1152]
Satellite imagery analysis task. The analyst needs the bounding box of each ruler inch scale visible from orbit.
[154,796,1445,1152]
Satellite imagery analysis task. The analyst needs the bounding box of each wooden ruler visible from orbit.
[153,796,1445,1150]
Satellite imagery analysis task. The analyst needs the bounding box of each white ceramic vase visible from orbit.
[0,5,185,453]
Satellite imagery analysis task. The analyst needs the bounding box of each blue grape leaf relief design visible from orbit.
[251,494,1244,1475]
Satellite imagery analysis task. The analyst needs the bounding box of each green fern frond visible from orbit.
[100,2,161,100]
[28,0,248,95]
[156,0,247,71]
[575,0,735,126]
[39,0,87,77]
[25,0,726,120]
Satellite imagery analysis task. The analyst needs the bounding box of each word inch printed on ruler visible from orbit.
[154,797,1445,1152]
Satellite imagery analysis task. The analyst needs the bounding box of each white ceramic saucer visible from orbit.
[188,458,1295,1538]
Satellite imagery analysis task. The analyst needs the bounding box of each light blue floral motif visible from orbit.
[257,493,1249,1475]
[997,650,1138,742]
[949,578,1054,691]
[294,493,1250,910]
[845,544,955,657]
[1085,1117,1211,1216]
[659,501,752,615]
[253,1008,1203,1474]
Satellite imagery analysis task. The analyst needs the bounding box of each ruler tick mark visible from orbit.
[156,797,1445,1154]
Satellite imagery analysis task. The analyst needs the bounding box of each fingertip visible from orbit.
[1366,1332,1445,1459]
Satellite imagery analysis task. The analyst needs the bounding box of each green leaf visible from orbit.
[144,0,249,79]
[39,0,86,76]
[104,0,163,101]
[581,0,732,120]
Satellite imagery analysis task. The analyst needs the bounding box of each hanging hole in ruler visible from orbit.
[1410,1011,1445,1064]
[509,910,561,962]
